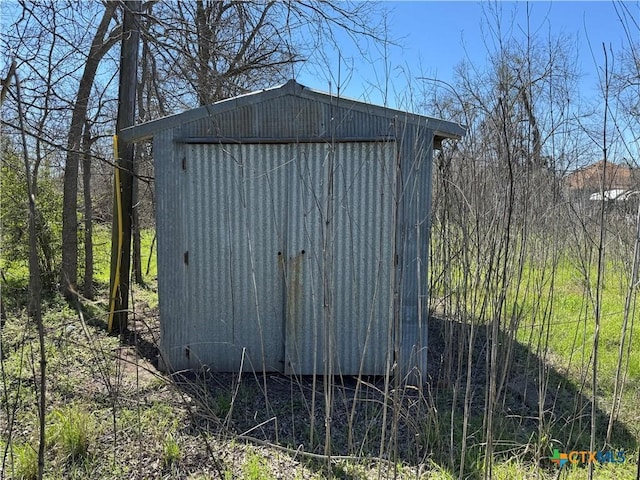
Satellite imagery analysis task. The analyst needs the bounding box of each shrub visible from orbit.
[0,140,62,289]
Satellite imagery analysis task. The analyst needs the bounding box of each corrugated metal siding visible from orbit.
[183,143,289,372]
[284,143,328,375]
[154,95,440,379]
[284,141,397,375]
[121,81,465,143]
[158,139,400,375]
[181,95,398,141]
[154,131,189,371]
[396,125,434,381]
[333,141,396,375]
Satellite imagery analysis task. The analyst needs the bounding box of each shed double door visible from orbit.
[185,142,395,375]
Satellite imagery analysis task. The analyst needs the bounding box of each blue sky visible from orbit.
[2,0,635,120]
[296,1,638,110]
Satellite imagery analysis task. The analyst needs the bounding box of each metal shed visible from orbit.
[121,80,464,378]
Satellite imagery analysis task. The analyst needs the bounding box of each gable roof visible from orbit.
[120,79,466,144]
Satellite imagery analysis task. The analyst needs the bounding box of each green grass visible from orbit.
[431,242,640,395]
[2,222,638,478]
[0,223,157,291]
[91,224,157,285]
[488,458,639,479]
[511,254,640,393]
[0,297,637,479]
[48,406,96,461]
[560,460,638,480]
[428,231,640,474]
[162,433,181,467]
[12,442,39,480]
[243,452,270,480]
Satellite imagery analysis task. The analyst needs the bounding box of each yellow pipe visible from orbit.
[108,135,124,331]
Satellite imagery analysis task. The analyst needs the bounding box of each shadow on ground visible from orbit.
[130,315,637,479]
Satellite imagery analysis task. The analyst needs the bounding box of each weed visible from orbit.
[213,389,233,418]
[491,459,538,480]
[1,232,637,479]
[243,451,270,480]
[332,460,369,479]
[423,459,456,479]
[143,402,180,433]
[162,433,181,467]
[12,442,38,480]
[48,405,95,461]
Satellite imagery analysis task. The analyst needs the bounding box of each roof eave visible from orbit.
[120,80,467,143]
[119,83,293,143]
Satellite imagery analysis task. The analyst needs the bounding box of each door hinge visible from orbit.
[184,251,189,265]
[181,156,186,170]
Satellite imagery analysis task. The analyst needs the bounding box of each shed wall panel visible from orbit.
[284,143,328,375]
[396,126,434,381]
[331,141,396,375]
[182,143,289,372]
[284,142,396,375]
[154,132,189,371]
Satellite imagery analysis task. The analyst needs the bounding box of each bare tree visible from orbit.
[5,60,47,480]
[4,0,382,302]
[61,2,119,297]
[138,1,382,107]
[424,3,588,477]
[2,3,75,288]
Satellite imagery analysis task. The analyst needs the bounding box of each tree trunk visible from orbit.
[109,0,140,332]
[82,121,94,299]
[15,65,46,480]
[61,2,118,297]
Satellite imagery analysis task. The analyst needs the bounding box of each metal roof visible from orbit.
[120,79,466,144]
